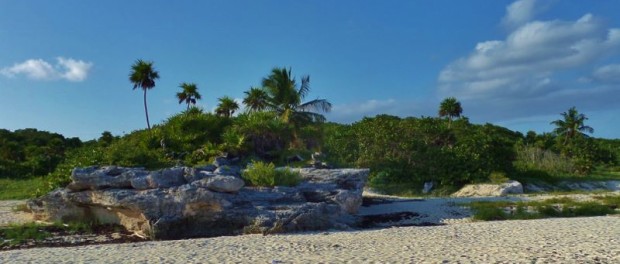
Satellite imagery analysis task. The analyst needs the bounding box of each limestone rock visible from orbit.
[203,175,245,193]
[130,169,187,190]
[333,190,363,214]
[29,167,370,240]
[68,166,140,191]
[452,180,523,197]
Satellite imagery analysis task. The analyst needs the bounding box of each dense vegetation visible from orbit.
[468,196,620,221]
[1,62,619,198]
[0,129,81,178]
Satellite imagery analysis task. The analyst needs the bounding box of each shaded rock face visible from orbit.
[28,165,369,240]
[452,180,524,197]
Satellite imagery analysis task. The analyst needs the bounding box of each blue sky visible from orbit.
[1,0,620,140]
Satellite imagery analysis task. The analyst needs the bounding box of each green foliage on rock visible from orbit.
[242,161,301,187]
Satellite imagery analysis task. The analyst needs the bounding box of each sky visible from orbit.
[1,0,620,140]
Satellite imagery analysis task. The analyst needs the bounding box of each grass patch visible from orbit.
[0,222,51,246]
[0,177,47,200]
[242,161,302,187]
[593,195,620,208]
[468,196,619,221]
[0,221,99,246]
[512,166,620,189]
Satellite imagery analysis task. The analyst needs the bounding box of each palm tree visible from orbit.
[242,87,269,113]
[129,59,160,130]
[215,96,239,117]
[261,67,331,125]
[438,97,463,127]
[176,82,202,110]
[550,106,594,145]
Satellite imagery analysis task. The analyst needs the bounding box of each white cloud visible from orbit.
[1,57,93,82]
[0,59,57,80]
[57,57,93,82]
[328,99,436,123]
[437,0,620,126]
[439,13,620,100]
[502,0,538,29]
[592,64,620,83]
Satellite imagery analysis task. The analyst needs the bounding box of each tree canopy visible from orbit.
[551,106,594,145]
[129,59,160,130]
[177,82,202,110]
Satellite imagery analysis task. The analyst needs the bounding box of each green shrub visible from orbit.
[472,205,507,221]
[469,197,617,222]
[242,161,301,187]
[514,146,574,176]
[488,171,510,184]
[568,202,614,217]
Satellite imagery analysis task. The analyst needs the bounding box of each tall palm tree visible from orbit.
[550,106,594,145]
[176,82,202,110]
[129,59,159,130]
[261,67,331,125]
[242,87,269,113]
[215,96,239,118]
[438,97,463,127]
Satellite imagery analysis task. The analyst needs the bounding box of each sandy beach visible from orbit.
[2,213,619,263]
[2,193,620,263]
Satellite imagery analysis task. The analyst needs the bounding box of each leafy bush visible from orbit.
[0,128,82,179]
[242,161,301,187]
[322,115,522,194]
[229,112,292,161]
[488,171,510,184]
[41,144,105,195]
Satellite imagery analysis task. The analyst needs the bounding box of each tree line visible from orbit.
[1,59,618,197]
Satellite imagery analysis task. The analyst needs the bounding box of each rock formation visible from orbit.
[451,180,524,197]
[28,163,369,240]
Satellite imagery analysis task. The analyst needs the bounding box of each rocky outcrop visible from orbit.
[28,164,369,240]
[525,180,620,193]
[452,180,524,197]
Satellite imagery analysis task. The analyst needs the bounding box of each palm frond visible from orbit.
[298,75,310,100]
[298,98,332,113]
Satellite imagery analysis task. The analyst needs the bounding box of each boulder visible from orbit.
[203,175,245,193]
[28,167,370,240]
[332,190,363,214]
[452,180,523,197]
[68,166,141,191]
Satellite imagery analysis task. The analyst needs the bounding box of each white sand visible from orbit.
[1,216,618,263]
[3,195,620,263]
[0,200,32,226]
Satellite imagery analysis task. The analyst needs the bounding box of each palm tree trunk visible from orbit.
[143,89,151,130]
